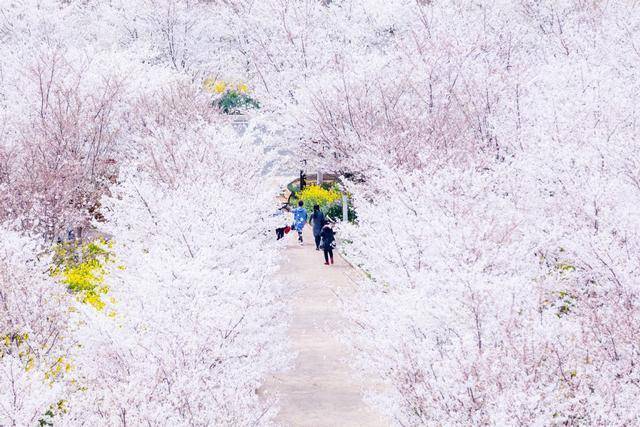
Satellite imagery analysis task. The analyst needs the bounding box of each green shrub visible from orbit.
[326,202,357,222]
[215,90,259,114]
[204,79,260,114]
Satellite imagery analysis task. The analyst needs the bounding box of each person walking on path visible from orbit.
[309,204,326,251]
[320,224,336,265]
[292,200,308,245]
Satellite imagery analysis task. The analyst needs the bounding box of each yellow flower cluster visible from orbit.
[51,239,118,314]
[297,185,342,212]
[203,78,249,95]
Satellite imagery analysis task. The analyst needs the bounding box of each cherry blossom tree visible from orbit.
[0,228,73,426]
[73,115,288,423]
[2,84,292,425]
[300,1,640,424]
[1,1,293,424]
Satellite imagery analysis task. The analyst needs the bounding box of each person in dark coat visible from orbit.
[320,224,336,265]
[309,204,326,250]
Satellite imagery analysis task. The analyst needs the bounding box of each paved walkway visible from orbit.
[262,226,388,426]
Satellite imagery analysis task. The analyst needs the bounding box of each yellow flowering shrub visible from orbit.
[297,185,342,213]
[202,77,259,114]
[213,80,227,94]
[203,78,239,94]
[51,239,115,311]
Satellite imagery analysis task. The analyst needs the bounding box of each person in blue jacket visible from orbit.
[292,200,308,245]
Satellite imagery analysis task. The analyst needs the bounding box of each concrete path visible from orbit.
[262,226,388,426]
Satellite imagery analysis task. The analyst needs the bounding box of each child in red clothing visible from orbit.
[276,225,291,240]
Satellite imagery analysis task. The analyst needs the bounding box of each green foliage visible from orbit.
[39,400,67,427]
[320,182,334,190]
[325,202,357,222]
[214,90,260,114]
[555,290,576,317]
